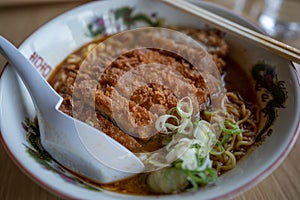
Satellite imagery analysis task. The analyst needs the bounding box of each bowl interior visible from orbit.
[0,0,299,199]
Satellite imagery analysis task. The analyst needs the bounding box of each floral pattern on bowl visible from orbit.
[252,63,288,142]
[22,118,101,191]
[0,0,298,199]
[86,6,164,38]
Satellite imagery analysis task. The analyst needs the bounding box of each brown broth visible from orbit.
[223,57,258,103]
[48,35,111,85]
[47,35,260,196]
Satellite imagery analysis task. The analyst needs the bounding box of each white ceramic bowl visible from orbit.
[0,0,299,199]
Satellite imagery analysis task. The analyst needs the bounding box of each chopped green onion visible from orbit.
[221,120,243,145]
[222,120,243,134]
[85,120,94,127]
[155,114,179,134]
[177,118,193,135]
[221,133,231,145]
[150,97,220,193]
[222,128,243,135]
[210,141,225,155]
[176,97,193,118]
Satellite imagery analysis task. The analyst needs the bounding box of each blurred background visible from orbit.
[1,0,300,71]
[204,0,300,48]
[0,0,299,199]
[0,0,92,73]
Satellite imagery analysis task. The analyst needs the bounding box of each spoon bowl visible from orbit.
[0,35,145,183]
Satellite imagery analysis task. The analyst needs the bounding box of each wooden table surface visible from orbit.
[0,1,299,199]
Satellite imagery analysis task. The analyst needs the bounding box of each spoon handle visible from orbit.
[0,36,62,112]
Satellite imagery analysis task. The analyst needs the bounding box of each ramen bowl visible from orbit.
[0,0,299,199]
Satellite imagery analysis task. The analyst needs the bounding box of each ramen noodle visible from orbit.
[49,27,260,195]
